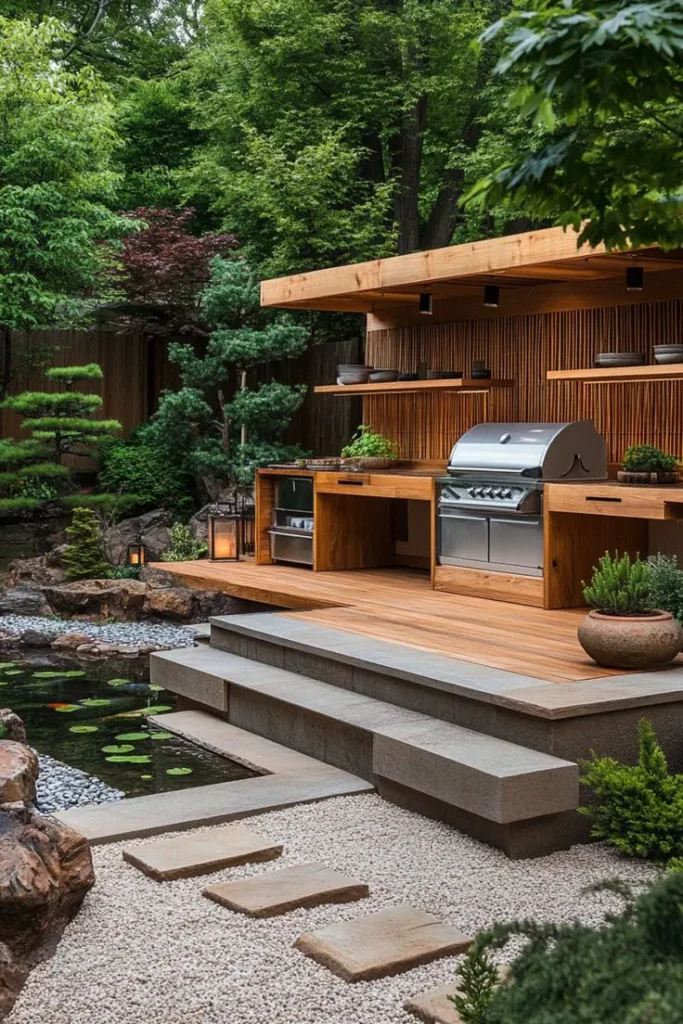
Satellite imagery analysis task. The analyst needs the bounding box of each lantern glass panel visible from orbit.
[127,543,146,567]
[209,515,240,561]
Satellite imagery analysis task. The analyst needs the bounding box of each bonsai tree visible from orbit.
[622,445,678,475]
[582,551,652,616]
[61,507,110,581]
[146,257,309,500]
[1,362,122,511]
[341,425,399,460]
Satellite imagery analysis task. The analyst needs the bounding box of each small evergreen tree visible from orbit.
[147,257,308,499]
[0,437,70,512]
[451,945,499,1023]
[62,507,110,580]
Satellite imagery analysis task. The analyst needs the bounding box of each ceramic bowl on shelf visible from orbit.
[654,345,683,364]
[337,364,373,373]
[338,369,371,385]
[398,373,419,381]
[595,352,645,367]
[368,369,399,383]
[439,371,463,379]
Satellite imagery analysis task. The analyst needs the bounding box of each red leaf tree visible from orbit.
[116,208,238,336]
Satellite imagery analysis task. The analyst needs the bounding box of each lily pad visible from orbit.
[101,744,135,754]
[105,754,152,764]
[166,767,192,777]
[149,732,172,741]
[148,684,164,692]
[52,704,82,713]
[33,670,85,679]
[140,774,153,779]
[0,663,17,670]
[140,705,173,716]
[107,678,130,687]
[69,725,99,734]
[79,698,112,707]
[4,670,22,676]
[113,710,144,719]
[115,732,148,742]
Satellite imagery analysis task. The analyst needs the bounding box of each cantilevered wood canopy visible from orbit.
[260,225,683,328]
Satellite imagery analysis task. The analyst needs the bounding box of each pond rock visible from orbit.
[144,586,195,621]
[0,711,27,745]
[104,509,172,565]
[0,742,38,807]
[7,556,65,589]
[42,579,148,621]
[0,586,52,618]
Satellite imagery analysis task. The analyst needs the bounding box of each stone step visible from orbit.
[151,646,579,857]
[294,905,472,982]
[122,822,283,880]
[203,861,369,917]
[404,983,463,1024]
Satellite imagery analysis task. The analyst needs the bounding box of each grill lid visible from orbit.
[447,420,607,480]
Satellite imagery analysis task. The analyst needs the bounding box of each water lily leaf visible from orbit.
[101,744,135,754]
[80,698,112,707]
[69,725,99,734]
[52,704,82,713]
[107,678,130,687]
[166,767,192,776]
[113,710,144,719]
[149,732,172,741]
[140,705,173,716]
[148,684,164,692]
[0,662,18,669]
[4,670,22,676]
[115,732,148,742]
[0,681,7,686]
[105,754,152,764]
[140,774,153,779]
[33,670,86,679]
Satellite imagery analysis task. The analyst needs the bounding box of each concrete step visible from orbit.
[151,645,579,857]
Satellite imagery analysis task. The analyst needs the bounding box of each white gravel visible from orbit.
[8,793,658,1024]
[0,613,195,649]
[36,753,124,813]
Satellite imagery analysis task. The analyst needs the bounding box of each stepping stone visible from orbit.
[122,824,283,881]
[404,983,463,1024]
[294,904,472,982]
[203,861,369,918]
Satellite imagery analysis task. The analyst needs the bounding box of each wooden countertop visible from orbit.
[545,479,683,520]
[258,460,447,480]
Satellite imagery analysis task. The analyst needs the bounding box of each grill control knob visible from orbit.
[502,488,512,499]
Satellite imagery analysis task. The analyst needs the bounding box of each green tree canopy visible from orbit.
[468,1,683,249]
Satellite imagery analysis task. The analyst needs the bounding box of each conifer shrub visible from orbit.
[582,551,652,615]
[62,507,110,581]
[646,553,683,623]
[580,718,683,861]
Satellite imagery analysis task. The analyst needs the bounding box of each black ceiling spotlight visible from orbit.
[418,292,433,315]
[484,284,500,308]
[626,264,644,291]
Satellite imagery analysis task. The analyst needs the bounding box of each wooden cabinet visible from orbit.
[315,473,434,501]
[545,482,683,521]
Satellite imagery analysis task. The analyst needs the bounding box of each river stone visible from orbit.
[122,824,284,881]
[0,711,27,745]
[0,742,39,806]
[203,861,369,918]
[294,905,473,982]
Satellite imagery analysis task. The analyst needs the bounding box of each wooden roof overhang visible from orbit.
[260,226,683,329]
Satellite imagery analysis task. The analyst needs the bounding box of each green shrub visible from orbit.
[646,553,683,623]
[160,522,207,562]
[582,551,652,615]
[455,873,683,1024]
[451,945,498,1023]
[98,436,196,515]
[580,718,683,861]
[105,564,140,580]
[62,507,110,581]
[61,493,139,515]
[341,424,398,460]
[46,364,103,381]
[622,444,678,473]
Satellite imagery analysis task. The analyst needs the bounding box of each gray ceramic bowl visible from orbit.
[596,352,645,366]
[339,370,371,385]
[654,352,683,364]
[369,369,399,383]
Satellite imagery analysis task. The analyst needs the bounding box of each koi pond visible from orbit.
[0,654,257,799]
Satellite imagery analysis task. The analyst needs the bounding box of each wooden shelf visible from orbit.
[314,378,514,396]
[547,363,683,384]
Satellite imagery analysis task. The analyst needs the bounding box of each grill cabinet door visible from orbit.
[439,511,489,564]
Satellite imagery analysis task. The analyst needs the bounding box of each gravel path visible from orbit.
[35,753,124,814]
[8,793,658,1024]
[0,614,195,649]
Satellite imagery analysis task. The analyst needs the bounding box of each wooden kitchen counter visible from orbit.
[546,479,683,520]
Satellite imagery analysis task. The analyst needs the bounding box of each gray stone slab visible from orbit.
[373,718,578,823]
[503,670,683,719]
[56,771,373,845]
[203,861,369,917]
[151,647,229,711]
[404,983,462,1024]
[294,905,472,982]
[122,823,283,880]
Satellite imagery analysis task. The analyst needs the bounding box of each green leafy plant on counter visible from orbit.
[62,507,110,581]
[452,872,683,1024]
[582,551,652,616]
[341,425,398,460]
[580,718,683,862]
[646,554,683,624]
[622,445,678,474]
[160,522,207,562]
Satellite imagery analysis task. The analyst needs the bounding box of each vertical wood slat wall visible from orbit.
[365,299,683,462]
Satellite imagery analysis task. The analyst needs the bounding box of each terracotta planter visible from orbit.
[578,609,682,669]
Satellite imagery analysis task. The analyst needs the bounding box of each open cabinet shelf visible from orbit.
[547,363,683,384]
[314,378,514,396]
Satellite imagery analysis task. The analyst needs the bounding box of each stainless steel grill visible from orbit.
[438,420,607,577]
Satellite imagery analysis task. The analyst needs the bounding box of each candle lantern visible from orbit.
[208,509,242,562]
[127,542,146,567]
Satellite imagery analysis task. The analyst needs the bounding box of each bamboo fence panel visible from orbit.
[366,299,683,462]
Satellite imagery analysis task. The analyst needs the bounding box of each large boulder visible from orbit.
[104,509,172,565]
[0,743,38,806]
[6,556,65,589]
[0,587,52,617]
[0,712,26,745]
[143,586,195,621]
[41,579,148,621]
[188,504,212,544]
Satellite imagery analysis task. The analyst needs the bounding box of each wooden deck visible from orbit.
[153,560,637,684]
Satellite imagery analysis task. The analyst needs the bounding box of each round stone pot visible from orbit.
[578,609,682,670]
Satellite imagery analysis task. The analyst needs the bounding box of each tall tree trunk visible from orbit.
[390,95,427,254]
[420,168,465,250]
[0,324,12,401]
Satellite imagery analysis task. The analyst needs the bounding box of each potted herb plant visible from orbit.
[341,425,399,470]
[578,551,682,669]
[618,444,679,485]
